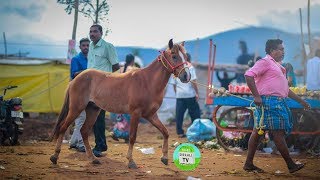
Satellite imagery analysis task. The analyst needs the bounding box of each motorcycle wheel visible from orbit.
[0,131,4,145]
[8,123,19,145]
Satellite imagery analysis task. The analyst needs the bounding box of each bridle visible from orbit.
[157,50,188,77]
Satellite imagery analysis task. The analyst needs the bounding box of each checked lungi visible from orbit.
[254,96,293,134]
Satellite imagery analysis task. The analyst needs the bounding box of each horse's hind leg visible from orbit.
[50,110,81,164]
[82,102,101,164]
[126,113,140,169]
[147,113,169,165]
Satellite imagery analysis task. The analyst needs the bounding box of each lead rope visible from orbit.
[249,101,266,135]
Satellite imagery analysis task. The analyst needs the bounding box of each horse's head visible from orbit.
[160,39,191,83]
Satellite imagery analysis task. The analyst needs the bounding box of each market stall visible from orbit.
[207,90,320,151]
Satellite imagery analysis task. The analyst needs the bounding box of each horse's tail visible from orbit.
[51,87,70,141]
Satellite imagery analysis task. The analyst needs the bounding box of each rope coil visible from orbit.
[249,102,265,135]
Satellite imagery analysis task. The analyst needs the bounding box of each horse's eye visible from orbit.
[172,56,177,61]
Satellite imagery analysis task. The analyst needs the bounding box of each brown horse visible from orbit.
[50,39,191,168]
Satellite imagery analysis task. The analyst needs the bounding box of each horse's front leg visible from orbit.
[126,114,140,169]
[147,113,169,165]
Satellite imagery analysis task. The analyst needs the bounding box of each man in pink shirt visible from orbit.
[244,39,310,173]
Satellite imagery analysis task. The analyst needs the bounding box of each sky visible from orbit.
[0,0,320,49]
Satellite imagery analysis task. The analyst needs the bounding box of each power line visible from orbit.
[0,42,67,47]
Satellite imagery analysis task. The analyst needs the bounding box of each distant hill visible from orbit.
[1,27,319,70]
[184,27,315,70]
[0,43,160,66]
[115,46,158,66]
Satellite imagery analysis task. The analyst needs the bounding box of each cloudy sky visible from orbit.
[0,0,320,49]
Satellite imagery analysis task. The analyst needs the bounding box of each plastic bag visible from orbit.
[139,147,155,154]
[186,119,216,142]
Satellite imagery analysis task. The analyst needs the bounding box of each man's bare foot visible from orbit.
[289,163,304,173]
[243,164,265,173]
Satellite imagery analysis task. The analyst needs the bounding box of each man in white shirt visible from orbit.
[306,49,320,90]
[171,53,200,138]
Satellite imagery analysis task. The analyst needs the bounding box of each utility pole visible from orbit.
[299,8,307,85]
[3,32,7,58]
[307,0,312,56]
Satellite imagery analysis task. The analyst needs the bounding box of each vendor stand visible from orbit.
[208,94,320,151]
[205,40,320,151]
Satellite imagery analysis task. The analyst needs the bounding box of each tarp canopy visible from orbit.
[0,60,69,113]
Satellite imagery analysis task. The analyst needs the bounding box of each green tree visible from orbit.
[80,0,110,35]
[80,0,109,24]
[58,0,111,38]
[57,0,85,40]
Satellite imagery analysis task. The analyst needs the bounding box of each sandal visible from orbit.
[289,163,304,173]
[243,165,265,173]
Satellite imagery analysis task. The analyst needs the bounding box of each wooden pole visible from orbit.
[211,43,217,90]
[3,32,7,58]
[299,8,307,85]
[206,39,213,105]
[307,0,312,56]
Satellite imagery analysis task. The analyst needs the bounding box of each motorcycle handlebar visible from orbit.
[6,86,18,90]
[2,85,18,91]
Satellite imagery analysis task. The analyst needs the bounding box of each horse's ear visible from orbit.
[168,39,173,49]
[181,41,185,47]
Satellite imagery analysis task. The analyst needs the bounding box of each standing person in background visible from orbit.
[88,24,120,157]
[171,53,200,138]
[306,49,320,90]
[248,56,262,68]
[236,41,254,83]
[69,38,90,152]
[282,62,297,87]
[111,54,136,142]
[216,71,237,90]
[244,39,310,173]
[119,54,136,73]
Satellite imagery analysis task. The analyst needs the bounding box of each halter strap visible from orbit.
[157,51,188,76]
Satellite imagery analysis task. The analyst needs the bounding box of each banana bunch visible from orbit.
[289,87,320,99]
[289,86,307,95]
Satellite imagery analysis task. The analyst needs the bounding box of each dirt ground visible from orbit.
[0,117,320,180]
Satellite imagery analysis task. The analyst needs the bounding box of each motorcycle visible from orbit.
[0,85,24,145]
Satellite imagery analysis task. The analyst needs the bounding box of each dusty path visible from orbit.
[0,118,319,179]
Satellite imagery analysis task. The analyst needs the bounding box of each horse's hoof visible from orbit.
[128,161,138,169]
[92,159,101,164]
[161,157,168,165]
[50,155,58,165]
